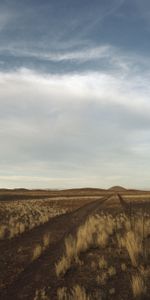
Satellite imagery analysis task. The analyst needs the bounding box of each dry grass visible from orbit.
[96,231,108,248]
[70,285,90,300]
[65,235,77,261]
[57,287,68,300]
[33,288,49,300]
[43,233,51,249]
[131,272,146,298]
[32,244,42,261]
[121,231,142,267]
[32,233,51,261]
[121,263,127,272]
[56,214,116,277]
[98,256,107,269]
[96,272,108,285]
[56,208,150,299]
[0,196,97,240]
[57,285,90,300]
[55,255,71,277]
[117,212,150,267]
[109,288,115,295]
[0,199,68,240]
[108,266,116,277]
[0,225,7,239]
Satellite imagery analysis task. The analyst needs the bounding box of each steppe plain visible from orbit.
[0,187,150,300]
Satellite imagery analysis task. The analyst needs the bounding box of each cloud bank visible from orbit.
[0,66,150,189]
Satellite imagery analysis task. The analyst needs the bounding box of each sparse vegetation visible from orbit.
[55,203,150,299]
[0,189,150,300]
[0,199,68,239]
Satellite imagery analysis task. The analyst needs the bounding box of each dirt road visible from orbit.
[1,193,127,300]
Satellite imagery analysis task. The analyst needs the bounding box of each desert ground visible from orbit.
[0,187,150,300]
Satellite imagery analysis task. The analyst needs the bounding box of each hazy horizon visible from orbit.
[1,184,150,191]
[1,0,150,189]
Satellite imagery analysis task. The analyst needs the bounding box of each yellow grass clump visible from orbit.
[43,233,50,249]
[55,255,71,277]
[108,266,116,277]
[99,256,107,269]
[70,285,90,300]
[96,272,108,285]
[121,263,127,272]
[131,273,146,298]
[57,285,90,300]
[32,244,42,261]
[33,288,49,300]
[122,231,142,267]
[32,233,50,261]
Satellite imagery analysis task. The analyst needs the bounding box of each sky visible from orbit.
[0,0,150,189]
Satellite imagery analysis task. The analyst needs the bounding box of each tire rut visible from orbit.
[1,194,112,300]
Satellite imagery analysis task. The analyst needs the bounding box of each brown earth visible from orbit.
[0,190,150,300]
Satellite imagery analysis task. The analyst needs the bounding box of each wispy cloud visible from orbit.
[0,45,111,62]
[0,42,149,76]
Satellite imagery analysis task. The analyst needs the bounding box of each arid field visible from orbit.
[0,187,150,300]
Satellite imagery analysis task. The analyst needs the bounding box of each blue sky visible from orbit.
[0,0,150,189]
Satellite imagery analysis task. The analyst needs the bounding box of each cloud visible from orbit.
[1,42,150,78]
[0,66,150,188]
[0,45,112,64]
[0,1,150,189]
[1,67,149,110]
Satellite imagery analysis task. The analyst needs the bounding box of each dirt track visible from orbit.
[0,193,132,300]
[0,193,124,300]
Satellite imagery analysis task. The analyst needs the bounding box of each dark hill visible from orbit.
[108,186,126,191]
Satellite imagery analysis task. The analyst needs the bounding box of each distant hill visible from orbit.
[108,186,126,191]
[0,187,106,201]
[62,187,106,192]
